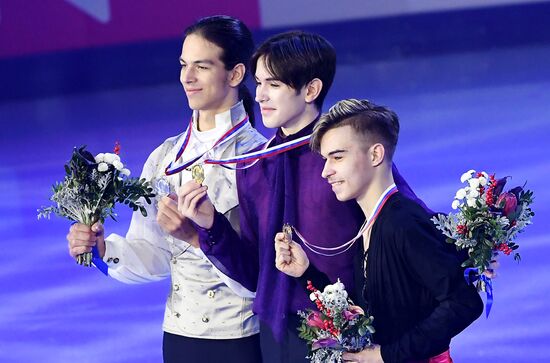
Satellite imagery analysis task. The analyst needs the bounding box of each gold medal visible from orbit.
[191,164,205,185]
[282,223,293,243]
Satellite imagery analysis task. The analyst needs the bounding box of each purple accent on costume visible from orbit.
[198,121,429,341]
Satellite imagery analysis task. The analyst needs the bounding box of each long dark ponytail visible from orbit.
[184,15,256,126]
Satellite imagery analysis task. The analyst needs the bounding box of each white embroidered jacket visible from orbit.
[103,102,266,338]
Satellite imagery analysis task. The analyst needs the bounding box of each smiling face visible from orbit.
[254,56,310,131]
[179,34,237,113]
[320,125,374,202]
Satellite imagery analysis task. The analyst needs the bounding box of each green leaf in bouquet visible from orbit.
[298,324,318,341]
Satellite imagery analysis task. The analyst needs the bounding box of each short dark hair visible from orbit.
[311,99,400,160]
[251,31,336,110]
[184,15,256,124]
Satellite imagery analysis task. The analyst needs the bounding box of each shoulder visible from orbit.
[377,193,434,236]
[141,132,186,177]
[146,133,185,163]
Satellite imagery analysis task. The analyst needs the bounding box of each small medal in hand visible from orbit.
[191,164,205,185]
[282,223,293,244]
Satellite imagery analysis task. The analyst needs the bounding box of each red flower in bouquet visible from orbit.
[432,169,535,316]
[298,280,375,362]
[496,192,518,217]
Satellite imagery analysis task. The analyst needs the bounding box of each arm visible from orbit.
[100,144,179,283]
[381,216,483,362]
[68,141,196,284]
[178,175,260,292]
[274,232,332,291]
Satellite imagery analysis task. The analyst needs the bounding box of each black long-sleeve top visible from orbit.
[301,193,483,363]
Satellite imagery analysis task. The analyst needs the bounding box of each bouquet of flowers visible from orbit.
[432,170,534,310]
[298,279,375,363]
[38,144,155,266]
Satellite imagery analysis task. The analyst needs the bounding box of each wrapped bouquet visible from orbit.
[38,144,155,266]
[432,169,534,315]
[298,279,375,363]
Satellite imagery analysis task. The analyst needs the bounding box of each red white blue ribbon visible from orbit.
[164,115,250,176]
[204,134,311,170]
[295,183,398,257]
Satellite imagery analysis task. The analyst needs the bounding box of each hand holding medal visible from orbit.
[282,223,293,243]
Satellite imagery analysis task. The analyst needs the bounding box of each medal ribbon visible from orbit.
[294,184,398,257]
[204,134,311,170]
[164,115,250,176]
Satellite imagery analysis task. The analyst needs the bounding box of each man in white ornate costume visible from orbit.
[66,16,266,363]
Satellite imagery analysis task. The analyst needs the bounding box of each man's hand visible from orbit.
[274,232,309,277]
[177,181,215,229]
[342,344,384,363]
[483,253,500,279]
[157,193,198,247]
[67,222,105,259]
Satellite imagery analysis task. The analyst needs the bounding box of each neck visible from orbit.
[356,164,395,218]
[196,93,239,131]
[280,104,319,136]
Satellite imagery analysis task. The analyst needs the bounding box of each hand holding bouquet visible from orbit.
[432,170,534,315]
[38,144,155,266]
[298,279,375,363]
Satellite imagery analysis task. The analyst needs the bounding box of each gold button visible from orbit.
[207,290,215,298]
[202,316,209,323]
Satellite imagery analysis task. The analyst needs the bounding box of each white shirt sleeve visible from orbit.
[102,143,173,284]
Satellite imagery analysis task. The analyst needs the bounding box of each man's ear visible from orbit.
[228,63,246,87]
[304,78,323,104]
[370,143,386,167]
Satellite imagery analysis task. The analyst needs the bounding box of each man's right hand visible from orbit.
[67,222,105,259]
[157,193,199,246]
[274,232,309,278]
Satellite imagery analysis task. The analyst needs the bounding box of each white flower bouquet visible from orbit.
[38,144,155,266]
[432,170,534,315]
[298,279,375,363]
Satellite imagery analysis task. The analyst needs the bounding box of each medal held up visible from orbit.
[191,164,205,185]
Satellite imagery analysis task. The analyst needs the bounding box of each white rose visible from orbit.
[97,162,109,172]
[112,160,124,171]
[469,189,479,198]
[466,198,476,207]
[451,199,461,209]
[455,188,466,200]
[333,279,346,292]
[103,153,116,164]
[121,168,131,176]
[460,169,475,183]
[478,176,487,186]
[468,178,480,188]
[95,153,105,163]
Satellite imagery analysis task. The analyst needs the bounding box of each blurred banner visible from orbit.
[0,0,260,58]
[1,0,548,59]
[259,0,549,27]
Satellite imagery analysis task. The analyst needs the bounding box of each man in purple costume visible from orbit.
[177,31,428,363]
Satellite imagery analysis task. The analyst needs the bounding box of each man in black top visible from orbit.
[275,99,483,363]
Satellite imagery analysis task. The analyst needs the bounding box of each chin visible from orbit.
[334,192,352,202]
[262,116,283,129]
